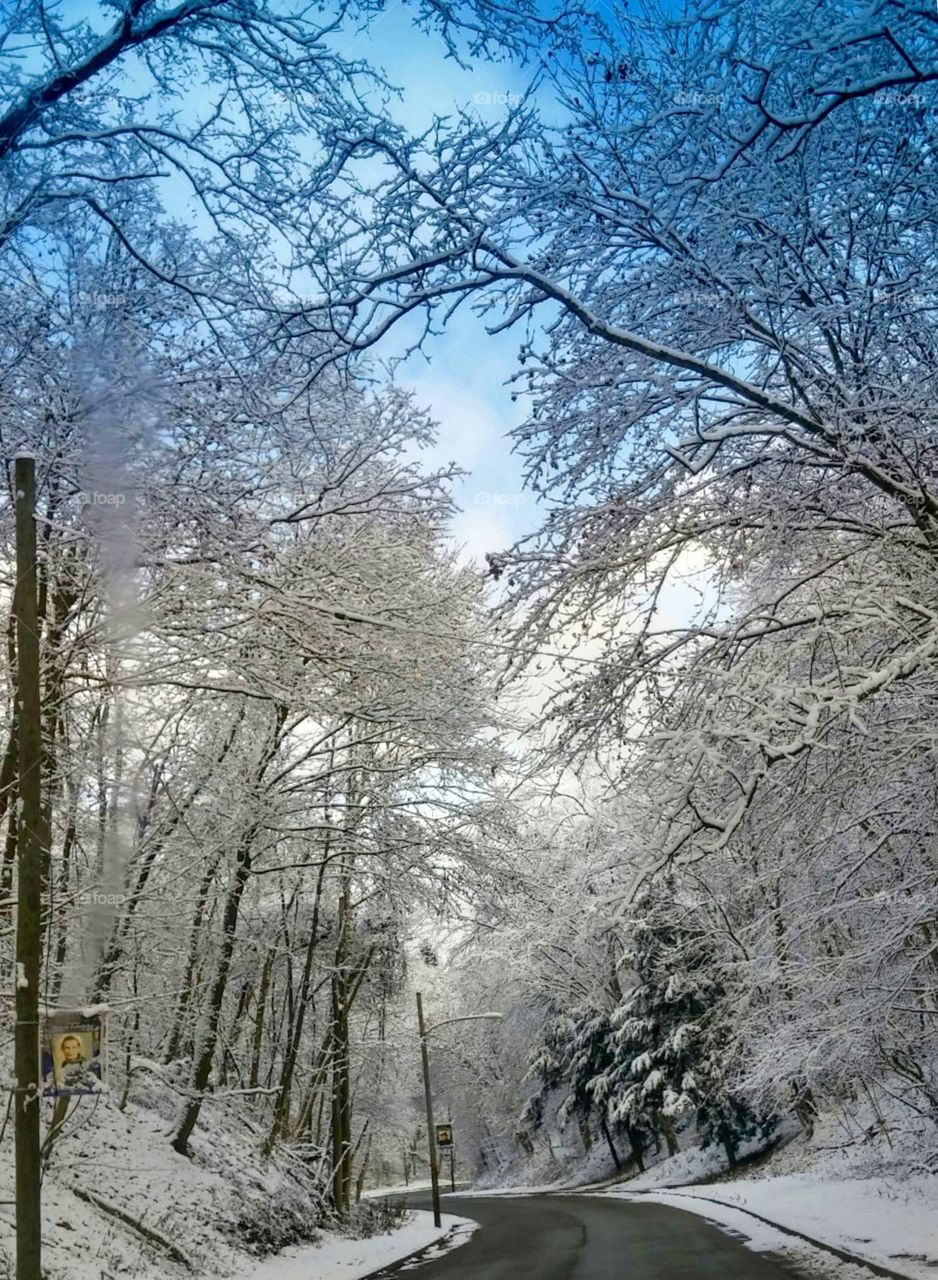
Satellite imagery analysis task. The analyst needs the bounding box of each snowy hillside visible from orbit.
[0,1059,431,1280]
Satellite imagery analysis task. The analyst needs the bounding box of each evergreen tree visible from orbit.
[601,889,776,1169]
[524,1006,647,1170]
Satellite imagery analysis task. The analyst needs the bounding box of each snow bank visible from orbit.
[466,1124,627,1194]
[0,1062,322,1279]
[616,1144,727,1190]
[621,1191,805,1254]
[248,1212,477,1280]
[659,1175,938,1280]
[601,1174,938,1280]
[362,1180,433,1199]
[652,1100,938,1278]
[452,1182,565,1197]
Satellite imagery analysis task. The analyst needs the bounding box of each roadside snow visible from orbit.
[605,1176,938,1280]
[451,1182,564,1197]
[619,1191,807,1253]
[611,1191,878,1280]
[248,1211,477,1280]
[362,1180,433,1199]
[679,1176,937,1280]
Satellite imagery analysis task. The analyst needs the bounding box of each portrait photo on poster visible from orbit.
[41,1009,106,1097]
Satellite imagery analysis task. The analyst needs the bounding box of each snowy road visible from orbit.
[390,1193,807,1279]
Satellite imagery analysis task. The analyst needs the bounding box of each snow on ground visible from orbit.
[452,1135,760,1198]
[620,1176,938,1280]
[451,1182,564,1197]
[466,1126,625,1194]
[248,1212,477,1280]
[0,1095,261,1280]
[615,1191,882,1280]
[459,1098,938,1280]
[617,1191,820,1254]
[595,1107,938,1280]
[362,1180,433,1199]
[680,1102,938,1279]
[0,1059,408,1280]
[615,1128,785,1192]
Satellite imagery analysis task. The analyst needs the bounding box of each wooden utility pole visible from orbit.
[330,892,352,1214]
[13,452,43,1280]
[415,1005,502,1225]
[416,992,442,1229]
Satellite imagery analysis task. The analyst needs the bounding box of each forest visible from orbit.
[0,2,936,1278]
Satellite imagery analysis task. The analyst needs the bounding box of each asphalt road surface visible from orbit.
[396,1192,808,1279]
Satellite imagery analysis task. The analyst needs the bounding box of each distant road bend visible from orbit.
[395,1192,809,1279]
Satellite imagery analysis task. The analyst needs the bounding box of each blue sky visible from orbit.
[338,5,553,566]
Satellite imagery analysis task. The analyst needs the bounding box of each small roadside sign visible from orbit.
[435,1123,453,1148]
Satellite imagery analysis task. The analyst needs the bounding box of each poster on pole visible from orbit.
[41,1008,107,1097]
[435,1123,453,1149]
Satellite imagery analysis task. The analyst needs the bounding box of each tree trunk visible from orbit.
[659,1113,680,1157]
[249,944,277,1091]
[330,893,352,1213]
[354,1124,372,1203]
[0,716,18,910]
[101,710,245,1000]
[269,857,328,1149]
[600,1115,622,1170]
[791,1080,817,1137]
[172,831,254,1156]
[164,850,223,1064]
[294,1027,333,1140]
[624,1125,646,1174]
[48,808,76,1002]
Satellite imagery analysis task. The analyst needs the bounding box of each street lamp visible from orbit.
[416,993,503,1227]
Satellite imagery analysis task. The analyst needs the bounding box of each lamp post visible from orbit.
[415,993,502,1228]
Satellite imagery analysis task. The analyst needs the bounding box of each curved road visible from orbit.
[393,1192,806,1279]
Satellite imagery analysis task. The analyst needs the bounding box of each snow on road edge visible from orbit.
[609,1188,930,1280]
[247,1211,477,1280]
